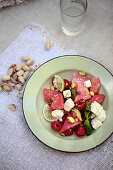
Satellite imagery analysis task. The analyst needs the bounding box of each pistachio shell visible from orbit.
[9,104,16,111]
[15,84,22,90]
[18,76,25,84]
[23,71,29,80]
[29,65,37,71]
[0,86,3,92]
[9,64,16,68]
[10,77,18,84]
[1,75,10,82]
[12,73,18,80]
[18,92,23,98]
[23,65,30,71]
[3,83,12,91]
[22,56,29,62]
[26,59,34,66]
[8,67,13,76]
[45,41,51,50]
[15,65,22,71]
[17,70,24,77]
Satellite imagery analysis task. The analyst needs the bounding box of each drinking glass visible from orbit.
[60,0,88,36]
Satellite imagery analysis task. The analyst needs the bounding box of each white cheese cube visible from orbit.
[51,110,64,120]
[91,113,96,119]
[97,109,106,122]
[91,101,103,116]
[84,80,92,88]
[91,117,102,129]
[64,98,75,112]
[63,90,71,98]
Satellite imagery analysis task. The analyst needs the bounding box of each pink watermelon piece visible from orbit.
[50,93,64,111]
[72,73,90,86]
[90,77,101,95]
[60,113,81,133]
[74,85,91,103]
[44,88,59,105]
[89,94,105,104]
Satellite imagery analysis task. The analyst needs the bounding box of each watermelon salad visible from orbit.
[43,72,106,137]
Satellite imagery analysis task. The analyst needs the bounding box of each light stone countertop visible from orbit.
[0,0,113,170]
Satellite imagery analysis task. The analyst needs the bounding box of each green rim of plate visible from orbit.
[23,55,113,152]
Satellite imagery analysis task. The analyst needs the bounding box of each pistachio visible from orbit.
[12,73,18,80]
[9,104,16,111]
[26,59,34,66]
[17,70,24,77]
[23,65,30,71]
[1,75,10,82]
[78,71,86,76]
[71,82,76,88]
[15,65,22,71]
[29,65,37,71]
[3,83,12,91]
[90,91,94,96]
[18,76,25,84]
[8,67,13,76]
[0,86,3,92]
[23,71,29,80]
[10,77,18,84]
[18,92,23,98]
[9,64,16,68]
[50,86,55,91]
[15,84,22,91]
[45,41,51,50]
[22,56,29,62]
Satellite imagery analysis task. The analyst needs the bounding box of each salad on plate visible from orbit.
[43,72,106,137]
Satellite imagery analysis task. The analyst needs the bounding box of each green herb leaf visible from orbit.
[85,110,90,119]
[88,112,93,119]
[85,101,91,111]
[84,101,91,119]
[70,88,76,100]
[83,119,92,136]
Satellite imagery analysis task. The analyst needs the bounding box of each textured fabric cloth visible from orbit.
[0,0,25,8]
[0,24,113,170]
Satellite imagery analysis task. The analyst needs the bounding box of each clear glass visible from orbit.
[60,0,87,36]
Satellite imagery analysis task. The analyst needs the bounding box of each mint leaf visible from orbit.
[83,119,92,136]
[85,101,91,111]
[70,88,76,100]
[84,101,91,119]
[85,110,90,119]
[88,112,93,119]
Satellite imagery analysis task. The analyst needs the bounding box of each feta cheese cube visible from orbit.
[91,113,96,119]
[51,110,64,119]
[64,98,75,112]
[91,117,102,129]
[91,101,103,116]
[97,109,106,122]
[63,90,71,98]
[84,80,92,88]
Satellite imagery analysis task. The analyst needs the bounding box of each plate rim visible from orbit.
[22,55,113,153]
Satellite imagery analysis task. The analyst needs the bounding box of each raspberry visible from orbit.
[75,99,86,111]
[75,126,86,136]
[51,121,62,131]
[61,128,74,136]
[64,79,70,89]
